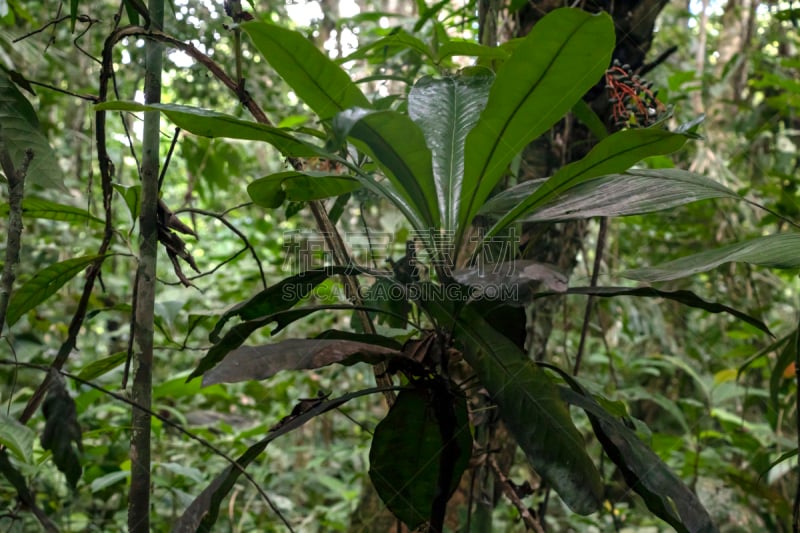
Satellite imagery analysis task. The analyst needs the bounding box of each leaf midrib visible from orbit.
[490,133,681,237]
[461,16,591,228]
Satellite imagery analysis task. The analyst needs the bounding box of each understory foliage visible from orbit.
[0,0,799,532]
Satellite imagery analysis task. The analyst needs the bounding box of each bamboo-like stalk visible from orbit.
[128,0,163,530]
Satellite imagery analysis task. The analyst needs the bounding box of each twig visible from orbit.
[122,269,140,389]
[157,246,243,286]
[334,407,374,435]
[12,14,96,43]
[308,200,395,403]
[17,78,99,102]
[72,15,102,65]
[0,449,59,532]
[489,455,544,533]
[574,217,607,375]
[158,127,181,191]
[119,110,142,187]
[176,207,268,290]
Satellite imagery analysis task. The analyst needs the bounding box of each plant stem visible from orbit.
[0,130,31,333]
[17,16,118,425]
[307,200,395,403]
[574,217,607,375]
[128,0,163,530]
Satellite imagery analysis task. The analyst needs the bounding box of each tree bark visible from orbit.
[128,0,163,531]
[514,0,669,357]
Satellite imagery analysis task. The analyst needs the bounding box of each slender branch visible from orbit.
[307,201,395,403]
[157,127,180,191]
[122,269,140,388]
[0,448,59,532]
[17,77,99,102]
[490,455,544,533]
[176,207,268,290]
[12,13,97,43]
[119,109,142,188]
[573,217,607,375]
[18,3,118,426]
[71,15,102,65]
[0,130,33,333]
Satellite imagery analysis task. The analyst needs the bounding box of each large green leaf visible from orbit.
[242,22,370,120]
[208,267,356,342]
[0,74,63,190]
[193,268,365,380]
[369,386,471,529]
[554,370,718,533]
[6,254,105,326]
[95,101,323,158]
[343,29,433,62]
[625,233,800,282]
[196,303,402,381]
[408,69,493,234]
[423,296,603,514]
[247,171,360,208]
[480,168,736,222]
[0,197,104,224]
[555,286,771,336]
[460,8,614,242]
[77,351,128,380]
[486,128,689,237]
[0,414,35,464]
[438,41,510,62]
[334,108,438,227]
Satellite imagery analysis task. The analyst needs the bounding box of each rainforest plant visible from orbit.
[5,3,800,532]
[94,8,767,531]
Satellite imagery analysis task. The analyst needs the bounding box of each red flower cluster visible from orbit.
[605,59,666,129]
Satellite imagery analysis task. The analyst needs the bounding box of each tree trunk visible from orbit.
[515,0,669,360]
